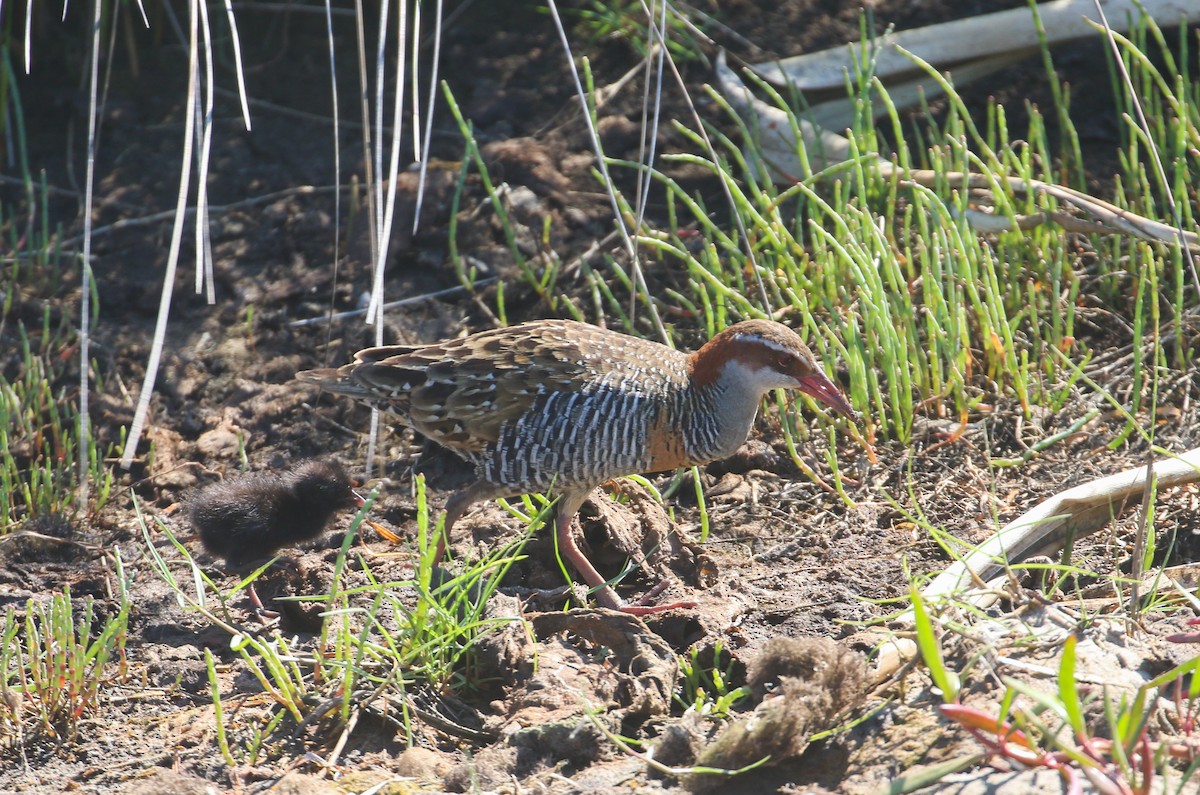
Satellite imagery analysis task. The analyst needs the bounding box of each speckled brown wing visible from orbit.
[299,323,596,454]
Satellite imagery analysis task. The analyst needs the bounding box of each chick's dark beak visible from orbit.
[796,373,856,421]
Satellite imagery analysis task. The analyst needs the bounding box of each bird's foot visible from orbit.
[633,578,676,604]
[247,584,281,624]
[616,600,697,616]
[595,579,696,615]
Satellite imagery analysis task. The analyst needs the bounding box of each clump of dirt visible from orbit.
[687,637,870,792]
[446,609,680,790]
[0,513,82,567]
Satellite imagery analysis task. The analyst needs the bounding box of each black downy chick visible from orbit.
[188,459,360,567]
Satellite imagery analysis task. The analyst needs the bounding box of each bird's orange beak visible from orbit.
[797,373,856,421]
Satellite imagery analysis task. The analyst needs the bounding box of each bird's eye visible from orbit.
[777,353,795,369]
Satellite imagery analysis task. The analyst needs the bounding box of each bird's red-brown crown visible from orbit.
[687,320,855,419]
[687,320,815,385]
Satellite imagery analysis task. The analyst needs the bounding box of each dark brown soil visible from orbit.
[3,1,1199,793]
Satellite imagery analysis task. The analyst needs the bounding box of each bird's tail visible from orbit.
[294,367,377,400]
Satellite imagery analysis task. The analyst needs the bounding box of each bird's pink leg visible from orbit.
[554,491,695,615]
[247,584,280,623]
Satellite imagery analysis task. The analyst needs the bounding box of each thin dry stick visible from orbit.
[353,0,379,268]
[115,0,232,472]
[544,0,669,345]
[367,0,411,330]
[1089,0,1195,619]
[21,0,31,73]
[631,2,666,297]
[121,0,201,470]
[411,0,445,235]
[1088,2,1199,296]
[209,85,382,130]
[363,0,413,478]
[193,0,215,304]
[97,0,120,136]
[631,2,770,318]
[288,278,499,327]
[322,0,343,364]
[660,47,772,311]
[57,185,339,249]
[902,170,1200,248]
[78,0,103,508]
[369,0,389,284]
[408,1,421,163]
[219,0,252,130]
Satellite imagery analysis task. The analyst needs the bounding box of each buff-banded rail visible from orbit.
[297,318,854,614]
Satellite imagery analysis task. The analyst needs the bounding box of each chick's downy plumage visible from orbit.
[188,459,357,566]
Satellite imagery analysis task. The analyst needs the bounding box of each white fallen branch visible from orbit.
[922,446,1200,607]
[713,52,1200,248]
[793,51,1026,135]
[910,170,1200,248]
[713,50,888,179]
[750,0,1200,92]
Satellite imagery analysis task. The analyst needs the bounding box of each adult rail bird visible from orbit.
[297,319,854,614]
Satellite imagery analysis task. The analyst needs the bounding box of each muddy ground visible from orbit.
[3,1,1200,793]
